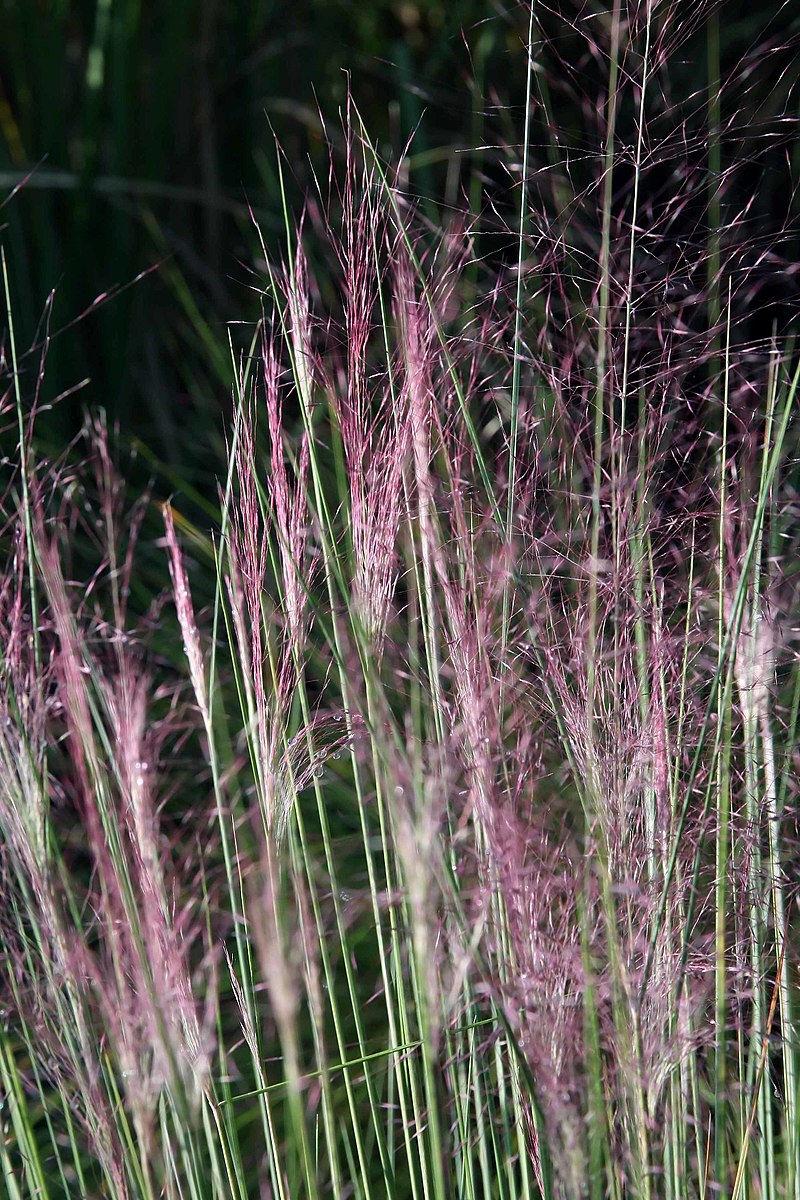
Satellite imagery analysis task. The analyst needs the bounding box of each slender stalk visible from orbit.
[501,0,537,665]
[713,290,732,1191]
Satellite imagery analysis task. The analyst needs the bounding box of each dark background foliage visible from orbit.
[1,0,797,479]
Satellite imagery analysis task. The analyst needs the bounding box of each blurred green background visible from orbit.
[0,0,502,477]
[1,0,797,482]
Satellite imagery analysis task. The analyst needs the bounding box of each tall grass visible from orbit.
[1,2,799,1197]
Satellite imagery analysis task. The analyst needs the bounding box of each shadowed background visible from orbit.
[1,0,797,480]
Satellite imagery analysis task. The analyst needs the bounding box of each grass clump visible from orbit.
[1,2,799,1197]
